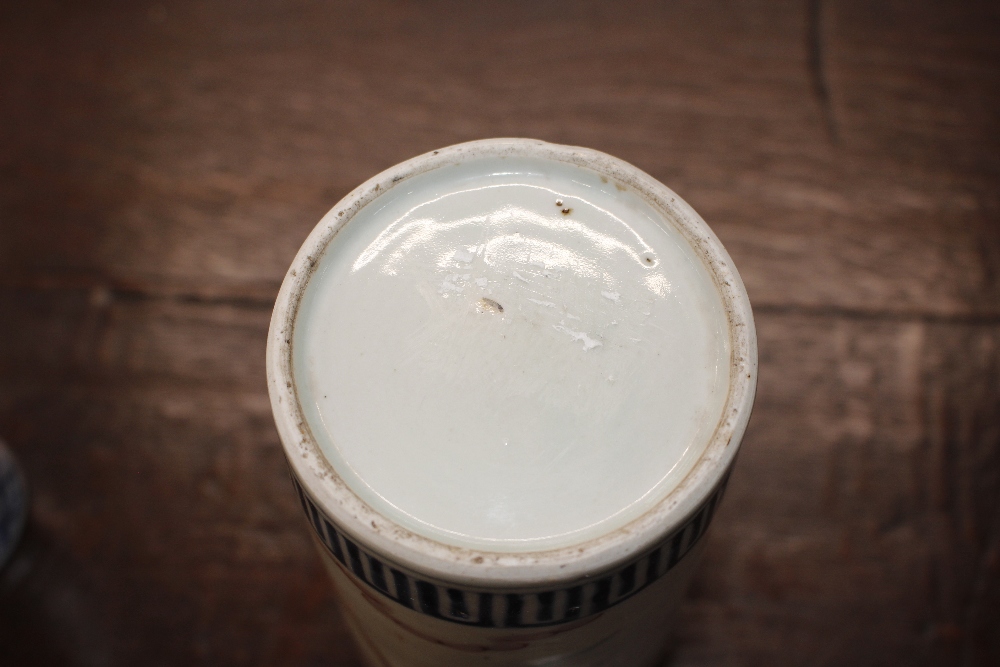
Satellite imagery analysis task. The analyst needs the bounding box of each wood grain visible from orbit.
[1,0,997,665]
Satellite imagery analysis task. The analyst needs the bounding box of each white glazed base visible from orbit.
[313,534,706,667]
[293,154,731,553]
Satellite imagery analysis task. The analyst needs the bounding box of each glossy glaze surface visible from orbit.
[294,156,730,552]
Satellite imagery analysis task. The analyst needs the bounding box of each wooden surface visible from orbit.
[1,1,998,664]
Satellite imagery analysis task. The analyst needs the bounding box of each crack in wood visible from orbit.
[108,287,276,310]
[807,0,840,144]
[753,303,1000,326]
[5,281,1000,325]
[0,280,278,310]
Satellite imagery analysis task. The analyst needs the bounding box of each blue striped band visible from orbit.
[290,470,729,627]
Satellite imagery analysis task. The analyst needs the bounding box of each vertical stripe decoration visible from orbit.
[290,469,731,628]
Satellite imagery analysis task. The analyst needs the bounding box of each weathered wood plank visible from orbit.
[0,383,361,666]
[1,1,997,315]
[0,288,268,387]
[682,315,1000,666]
[2,296,997,664]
